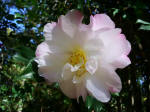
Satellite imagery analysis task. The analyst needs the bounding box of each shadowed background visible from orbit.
[0,0,150,112]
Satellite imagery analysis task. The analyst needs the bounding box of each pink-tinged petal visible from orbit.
[59,81,76,98]
[72,25,93,46]
[83,33,104,56]
[58,10,83,37]
[86,77,110,102]
[105,72,122,93]
[35,42,51,58]
[89,14,115,31]
[85,56,98,75]
[65,9,83,25]
[99,29,131,67]
[44,22,56,32]
[95,64,122,93]
[111,55,131,69]
[43,22,56,40]
[108,86,120,93]
[61,65,87,100]
[38,66,61,83]
[59,76,77,98]
[120,34,131,55]
[46,24,75,53]
[38,53,67,82]
[36,10,131,102]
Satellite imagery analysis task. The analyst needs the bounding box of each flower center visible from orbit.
[68,48,87,77]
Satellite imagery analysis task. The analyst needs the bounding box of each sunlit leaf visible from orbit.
[139,25,150,30]
[112,8,119,16]
[19,72,34,79]
[15,13,24,19]
[13,54,28,64]
[136,19,150,25]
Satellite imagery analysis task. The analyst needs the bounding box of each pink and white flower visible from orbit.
[35,10,131,102]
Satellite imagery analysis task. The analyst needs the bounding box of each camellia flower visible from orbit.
[35,10,131,102]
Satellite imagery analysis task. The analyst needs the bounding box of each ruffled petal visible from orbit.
[58,10,83,37]
[38,66,61,83]
[36,10,131,102]
[37,53,68,82]
[43,22,56,40]
[86,77,110,102]
[43,10,84,55]
[89,14,115,31]
[98,29,131,68]
[83,33,104,56]
[110,55,131,69]
[59,69,77,98]
[61,63,80,80]
[95,64,122,93]
[46,24,74,54]
[60,64,88,99]
[35,42,51,58]
[85,56,98,75]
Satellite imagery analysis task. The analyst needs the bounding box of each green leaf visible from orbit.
[1,106,5,110]
[15,13,24,19]
[139,25,150,30]
[6,28,13,36]
[14,46,35,60]
[19,72,34,79]
[112,8,119,16]
[12,87,16,94]
[0,85,8,92]
[136,19,150,25]
[93,99,104,112]
[20,59,34,75]
[85,96,104,112]
[112,93,120,96]
[122,14,127,19]
[13,54,29,64]
[85,96,93,109]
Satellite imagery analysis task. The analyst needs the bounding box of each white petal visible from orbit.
[59,82,76,98]
[38,66,61,83]
[95,65,122,93]
[35,42,51,58]
[83,34,104,56]
[59,76,77,98]
[111,55,131,69]
[43,22,56,40]
[71,26,93,47]
[89,14,115,31]
[76,82,87,101]
[86,56,98,75]
[99,29,131,68]
[86,77,110,102]
[38,53,67,82]
[58,10,83,37]
[72,72,88,84]
[72,75,82,84]
[60,65,87,99]
[46,25,74,54]
[61,63,80,81]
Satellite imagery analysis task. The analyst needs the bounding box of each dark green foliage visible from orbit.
[0,0,150,112]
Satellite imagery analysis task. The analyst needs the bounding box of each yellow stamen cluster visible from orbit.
[68,48,87,77]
